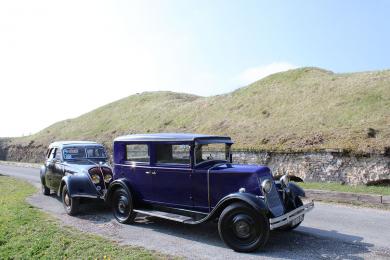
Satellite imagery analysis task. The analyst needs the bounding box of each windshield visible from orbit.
[195,143,231,165]
[63,146,107,160]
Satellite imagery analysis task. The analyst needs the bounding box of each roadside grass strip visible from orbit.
[298,182,390,196]
[0,176,170,260]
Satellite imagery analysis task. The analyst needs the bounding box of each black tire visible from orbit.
[112,188,137,224]
[277,197,304,231]
[218,202,270,252]
[41,183,50,196]
[62,184,79,216]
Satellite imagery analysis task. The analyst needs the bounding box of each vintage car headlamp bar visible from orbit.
[280,174,290,187]
[261,179,272,194]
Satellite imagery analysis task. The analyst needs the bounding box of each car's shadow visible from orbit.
[67,200,374,259]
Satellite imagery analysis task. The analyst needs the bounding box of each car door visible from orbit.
[150,143,192,208]
[45,148,56,189]
[191,168,209,212]
[51,148,65,191]
[124,143,155,202]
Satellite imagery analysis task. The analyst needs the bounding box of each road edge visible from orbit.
[1,160,389,209]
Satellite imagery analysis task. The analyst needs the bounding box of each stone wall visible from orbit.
[1,139,389,185]
[233,151,390,185]
[0,140,47,163]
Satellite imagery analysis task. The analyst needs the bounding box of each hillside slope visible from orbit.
[4,67,390,161]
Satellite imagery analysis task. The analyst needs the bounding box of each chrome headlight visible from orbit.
[261,179,272,193]
[280,174,290,187]
[103,173,112,183]
[90,173,101,184]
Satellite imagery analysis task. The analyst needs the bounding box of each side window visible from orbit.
[54,148,62,160]
[46,148,53,158]
[156,144,190,165]
[126,144,149,163]
[48,148,56,160]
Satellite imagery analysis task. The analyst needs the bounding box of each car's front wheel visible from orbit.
[218,202,269,252]
[112,188,137,224]
[62,184,79,216]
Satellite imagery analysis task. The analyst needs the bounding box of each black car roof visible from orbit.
[113,133,233,143]
[49,141,103,148]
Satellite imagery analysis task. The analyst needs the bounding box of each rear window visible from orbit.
[126,144,150,163]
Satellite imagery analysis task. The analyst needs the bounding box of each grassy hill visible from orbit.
[6,67,390,157]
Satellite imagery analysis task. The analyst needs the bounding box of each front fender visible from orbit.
[40,165,46,185]
[287,182,305,197]
[208,192,269,220]
[106,178,135,205]
[59,174,100,198]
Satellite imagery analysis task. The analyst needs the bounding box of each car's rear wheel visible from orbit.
[41,183,50,195]
[218,202,269,252]
[112,188,137,224]
[62,184,79,215]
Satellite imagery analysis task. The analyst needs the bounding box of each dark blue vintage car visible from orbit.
[106,133,314,252]
[40,141,113,215]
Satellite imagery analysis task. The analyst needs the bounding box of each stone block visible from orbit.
[357,194,382,204]
[382,196,390,205]
[305,189,359,202]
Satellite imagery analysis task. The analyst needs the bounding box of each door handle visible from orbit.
[151,171,157,175]
[145,171,151,175]
[145,171,157,175]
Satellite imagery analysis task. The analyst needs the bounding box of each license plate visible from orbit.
[291,215,304,226]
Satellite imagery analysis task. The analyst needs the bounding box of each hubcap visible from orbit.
[64,192,70,207]
[234,220,251,239]
[118,201,126,214]
[117,195,128,215]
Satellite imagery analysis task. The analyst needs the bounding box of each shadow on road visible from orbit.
[135,216,374,259]
[64,200,375,259]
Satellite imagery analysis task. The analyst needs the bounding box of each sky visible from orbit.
[0,0,389,137]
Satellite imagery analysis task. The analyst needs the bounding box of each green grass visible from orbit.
[298,181,390,196]
[0,175,169,260]
[5,67,390,159]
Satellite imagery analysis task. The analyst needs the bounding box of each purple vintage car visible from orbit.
[106,133,314,252]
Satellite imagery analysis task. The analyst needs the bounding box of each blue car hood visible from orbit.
[209,163,272,177]
[208,163,285,217]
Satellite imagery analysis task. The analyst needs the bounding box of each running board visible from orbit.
[134,209,197,224]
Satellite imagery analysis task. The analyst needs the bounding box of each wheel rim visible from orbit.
[118,199,127,214]
[63,190,71,209]
[233,219,251,239]
[114,193,130,221]
[225,213,262,248]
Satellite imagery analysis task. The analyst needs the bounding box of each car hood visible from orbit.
[208,163,284,217]
[209,163,272,177]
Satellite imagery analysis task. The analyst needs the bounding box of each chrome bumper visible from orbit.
[269,201,314,230]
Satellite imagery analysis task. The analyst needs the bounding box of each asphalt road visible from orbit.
[1,164,390,259]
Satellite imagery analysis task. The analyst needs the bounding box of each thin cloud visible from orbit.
[237,62,297,85]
